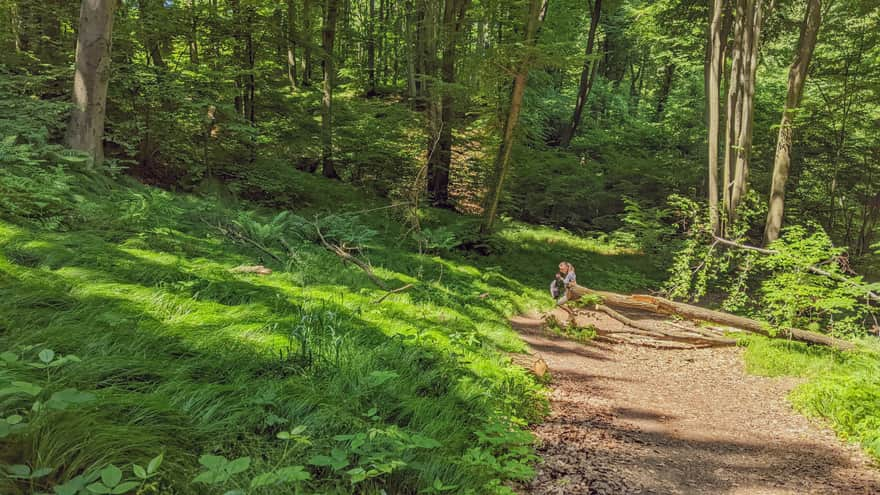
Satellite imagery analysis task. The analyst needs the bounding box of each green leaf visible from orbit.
[275,465,310,482]
[250,472,279,488]
[6,464,31,477]
[410,434,442,449]
[110,481,140,494]
[193,470,224,484]
[147,452,163,474]
[31,467,53,478]
[6,414,22,425]
[347,467,367,484]
[38,349,55,363]
[132,464,147,480]
[86,482,112,494]
[198,454,227,469]
[47,388,96,410]
[226,456,250,475]
[0,351,18,363]
[0,381,42,397]
[100,465,122,487]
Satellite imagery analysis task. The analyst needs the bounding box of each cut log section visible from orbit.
[568,284,855,351]
[509,352,549,377]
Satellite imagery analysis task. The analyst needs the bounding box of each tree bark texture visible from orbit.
[763,0,821,245]
[559,0,601,148]
[481,0,549,233]
[321,0,341,178]
[67,0,117,167]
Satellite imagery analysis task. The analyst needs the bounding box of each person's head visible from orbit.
[558,261,574,274]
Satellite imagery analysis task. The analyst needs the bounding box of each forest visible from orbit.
[0,0,879,493]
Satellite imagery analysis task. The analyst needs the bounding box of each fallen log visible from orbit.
[593,304,737,348]
[569,284,856,351]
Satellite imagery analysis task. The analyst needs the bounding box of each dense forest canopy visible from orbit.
[1,0,877,253]
[1,0,880,493]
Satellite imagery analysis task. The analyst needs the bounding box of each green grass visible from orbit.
[0,169,655,494]
[742,336,880,461]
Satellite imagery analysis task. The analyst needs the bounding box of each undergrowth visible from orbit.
[0,155,654,493]
[742,336,880,461]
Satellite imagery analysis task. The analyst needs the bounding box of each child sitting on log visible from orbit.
[550,261,576,305]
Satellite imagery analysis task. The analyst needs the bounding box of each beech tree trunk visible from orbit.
[763,0,821,245]
[321,0,341,179]
[706,0,725,235]
[722,0,745,232]
[558,0,601,148]
[729,0,768,223]
[67,0,117,167]
[481,0,549,233]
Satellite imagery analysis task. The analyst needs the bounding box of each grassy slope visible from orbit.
[0,170,656,494]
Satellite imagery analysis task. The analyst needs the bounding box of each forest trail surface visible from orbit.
[512,311,880,495]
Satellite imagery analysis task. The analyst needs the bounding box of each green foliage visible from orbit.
[742,336,880,461]
[0,166,658,493]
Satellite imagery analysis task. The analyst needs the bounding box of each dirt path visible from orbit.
[512,311,880,495]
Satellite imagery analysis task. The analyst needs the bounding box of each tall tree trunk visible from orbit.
[187,0,200,64]
[559,0,601,147]
[655,62,676,119]
[722,0,746,232]
[321,0,341,178]
[405,0,417,99]
[287,0,298,92]
[302,0,313,86]
[763,0,821,245]
[426,0,470,208]
[706,0,725,235]
[729,0,769,223]
[67,0,116,167]
[481,0,549,233]
[366,0,377,96]
[139,0,166,68]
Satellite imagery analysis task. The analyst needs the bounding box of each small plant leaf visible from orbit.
[147,452,163,474]
[226,456,251,475]
[132,464,147,480]
[100,464,122,487]
[110,481,140,494]
[198,454,227,469]
[38,349,55,363]
[86,482,112,494]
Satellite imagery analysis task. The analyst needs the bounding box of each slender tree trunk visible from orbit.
[655,62,676,119]
[366,0,377,96]
[763,0,821,244]
[729,0,769,223]
[427,0,470,208]
[321,0,341,178]
[722,0,746,231]
[302,0,313,86]
[405,0,417,99]
[559,0,601,147]
[188,0,200,64]
[67,0,117,167]
[481,0,549,233]
[706,0,725,235]
[287,0,298,92]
